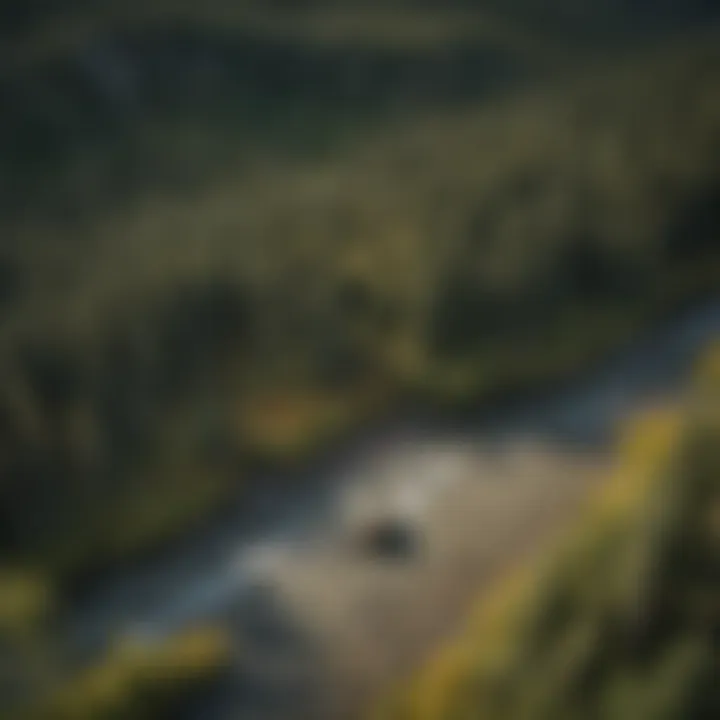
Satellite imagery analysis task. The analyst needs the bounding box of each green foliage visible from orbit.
[2,23,720,584]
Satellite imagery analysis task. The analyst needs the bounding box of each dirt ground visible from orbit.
[235,439,609,719]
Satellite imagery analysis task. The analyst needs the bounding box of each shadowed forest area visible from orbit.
[1,2,719,719]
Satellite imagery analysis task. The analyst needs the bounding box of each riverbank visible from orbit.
[375,349,720,720]
[5,297,709,720]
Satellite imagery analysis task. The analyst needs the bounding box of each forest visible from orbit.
[0,2,719,718]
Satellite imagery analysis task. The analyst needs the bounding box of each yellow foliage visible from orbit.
[694,341,720,386]
[117,625,232,682]
[0,570,53,638]
[236,384,389,461]
[29,626,231,720]
[375,561,543,720]
[598,407,683,516]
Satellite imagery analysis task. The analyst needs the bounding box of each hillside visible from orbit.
[376,347,720,720]
[1,20,720,584]
[2,1,719,224]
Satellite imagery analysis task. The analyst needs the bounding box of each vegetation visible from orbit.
[0,570,230,720]
[11,626,232,720]
[375,348,720,720]
[1,4,720,716]
[1,13,720,584]
[3,1,719,226]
